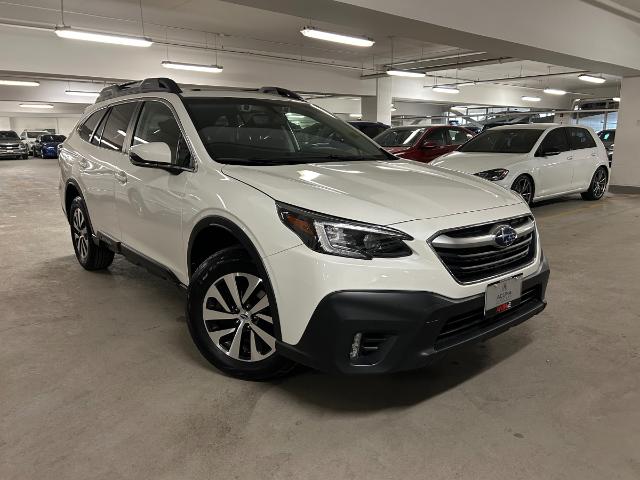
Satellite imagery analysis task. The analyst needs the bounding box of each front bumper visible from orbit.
[0,149,26,157]
[277,256,549,374]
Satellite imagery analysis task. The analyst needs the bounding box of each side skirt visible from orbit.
[94,232,186,288]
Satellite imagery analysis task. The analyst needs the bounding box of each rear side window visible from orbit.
[568,128,596,150]
[78,110,105,142]
[99,102,138,151]
[538,128,570,153]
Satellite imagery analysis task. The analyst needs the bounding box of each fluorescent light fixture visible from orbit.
[349,113,362,118]
[65,90,100,97]
[161,61,223,73]
[0,79,40,87]
[543,88,567,95]
[432,86,460,94]
[578,74,606,84]
[300,27,374,47]
[456,82,476,87]
[386,69,425,78]
[55,26,152,47]
[613,97,620,102]
[20,103,54,109]
[522,96,541,102]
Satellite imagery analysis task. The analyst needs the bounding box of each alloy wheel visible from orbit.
[72,208,89,261]
[512,177,533,204]
[202,272,276,362]
[592,169,607,198]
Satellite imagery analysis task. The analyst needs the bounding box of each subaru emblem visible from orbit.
[493,225,518,247]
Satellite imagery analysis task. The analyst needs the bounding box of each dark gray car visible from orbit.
[0,130,29,159]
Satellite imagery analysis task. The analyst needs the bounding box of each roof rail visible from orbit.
[96,78,182,103]
[258,86,306,102]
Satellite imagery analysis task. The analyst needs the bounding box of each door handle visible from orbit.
[78,157,89,169]
[114,170,127,184]
[591,152,597,157]
[567,156,573,160]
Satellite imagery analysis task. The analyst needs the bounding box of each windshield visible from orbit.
[183,97,389,165]
[458,129,544,154]
[374,127,426,147]
[41,135,66,142]
[27,131,48,138]
[0,131,19,140]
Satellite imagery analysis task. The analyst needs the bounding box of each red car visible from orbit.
[374,125,475,162]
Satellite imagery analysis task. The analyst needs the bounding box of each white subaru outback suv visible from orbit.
[59,78,550,380]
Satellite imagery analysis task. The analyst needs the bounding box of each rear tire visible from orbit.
[511,175,535,205]
[68,197,114,270]
[186,247,296,380]
[581,167,608,201]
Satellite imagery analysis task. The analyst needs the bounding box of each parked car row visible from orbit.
[0,130,65,159]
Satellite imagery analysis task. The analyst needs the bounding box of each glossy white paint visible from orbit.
[59,90,542,346]
[432,124,610,201]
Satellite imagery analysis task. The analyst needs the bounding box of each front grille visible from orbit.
[0,143,20,150]
[435,286,540,349]
[430,216,536,283]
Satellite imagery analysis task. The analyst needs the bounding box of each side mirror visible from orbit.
[537,149,561,157]
[129,142,184,174]
[422,141,438,149]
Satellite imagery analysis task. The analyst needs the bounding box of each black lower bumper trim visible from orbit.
[277,257,550,374]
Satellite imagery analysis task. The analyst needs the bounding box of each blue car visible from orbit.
[34,134,66,158]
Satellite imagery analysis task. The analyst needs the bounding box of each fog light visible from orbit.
[349,332,362,359]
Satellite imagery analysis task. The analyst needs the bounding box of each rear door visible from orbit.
[535,127,574,196]
[567,127,599,190]
[80,101,139,240]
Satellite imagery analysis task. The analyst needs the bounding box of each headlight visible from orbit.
[277,203,413,259]
[475,168,509,181]
[20,142,27,149]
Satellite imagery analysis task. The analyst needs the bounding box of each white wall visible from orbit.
[7,116,81,135]
[610,76,640,190]
[0,117,10,130]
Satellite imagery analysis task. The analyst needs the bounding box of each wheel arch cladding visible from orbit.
[64,180,82,219]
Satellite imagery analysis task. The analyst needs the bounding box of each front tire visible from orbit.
[186,247,295,380]
[581,167,608,201]
[511,175,535,205]
[68,197,114,270]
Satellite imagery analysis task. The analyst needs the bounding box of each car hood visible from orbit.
[222,159,522,225]
[431,151,528,174]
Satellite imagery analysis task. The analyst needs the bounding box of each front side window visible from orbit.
[133,101,191,167]
[78,110,105,142]
[184,98,386,164]
[458,129,544,154]
[423,129,446,146]
[375,127,426,148]
[99,102,138,151]
[447,128,472,145]
[568,128,597,149]
[537,128,570,154]
[598,130,615,142]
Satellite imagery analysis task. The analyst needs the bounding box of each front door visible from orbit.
[534,127,573,197]
[115,100,192,280]
[418,129,449,162]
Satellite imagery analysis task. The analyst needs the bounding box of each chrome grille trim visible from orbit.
[429,215,537,284]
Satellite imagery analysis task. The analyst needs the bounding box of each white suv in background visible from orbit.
[20,129,51,155]
[58,78,550,380]
[432,124,609,205]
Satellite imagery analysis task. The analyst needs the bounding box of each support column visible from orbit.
[361,77,393,125]
[610,76,640,193]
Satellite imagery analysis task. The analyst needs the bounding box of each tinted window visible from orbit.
[41,135,66,142]
[423,129,447,146]
[598,130,615,142]
[91,111,109,147]
[447,128,473,145]
[360,125,386,138]
[538,128,570,153]
[568,128,596,149]
[100,102,138,151]
[133,101,191,167]
[185,98,385,164]
[374,127,426,147]
[0,131,20,140]
[459,129,544,154]
[78,110,105,142]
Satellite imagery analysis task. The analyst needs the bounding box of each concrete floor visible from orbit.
[1,158,639,480]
